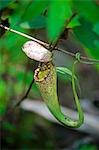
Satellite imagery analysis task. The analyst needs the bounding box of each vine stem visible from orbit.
[71,60,84,126]
[0,24,99,64]
[55,48,99,64]
[14,78,34,108]
[0,24,46,46]
[0,78,34,122]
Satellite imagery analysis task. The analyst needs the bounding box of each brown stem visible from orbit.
[55,47,99,63]
[0,24,99,63]
[6,78,34,115]
[14,78,34,108]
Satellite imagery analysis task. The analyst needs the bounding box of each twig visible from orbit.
[0,24,99,64]
[0,24,47,46]
[0,78,34,122]
[66,13,77,27]
[14,78,34,108]
[5,78,34,116]
[54,47,99,64]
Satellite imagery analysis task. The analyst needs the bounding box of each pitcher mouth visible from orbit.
[34,62,51,82]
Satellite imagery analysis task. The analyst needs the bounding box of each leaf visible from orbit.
[9,1,33,26]
[47,0,72,42]
[20,16,46,29]
[22,0,48,21]
[56,67,76,81]
[67,16,81,28]
[93,22,99,36]
[0,80,6,98]
[0,80,7,116]
[73,0,99,24]
[0,0,15,10]
[0,29,27,62]
[73,18,99,60]
[56,67,81,94]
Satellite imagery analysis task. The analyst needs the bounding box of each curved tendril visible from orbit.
[75,52,99,65]
[34,61,84,128]
[72,60,84,127]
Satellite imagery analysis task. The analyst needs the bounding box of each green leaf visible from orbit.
[56,67,77,81]
[20,16,46,29]
[57,67,81,94]
[93,22,99,36]
[67,16,81,28]
[47,0,72,42]
[73,18,99,60]
[0,80,6,98]
[73,0,99,24]
[8,1,32,26]
[0,0,15,10]
[0,80,7,116]
[0,28,27,62]
[22,0,48,21]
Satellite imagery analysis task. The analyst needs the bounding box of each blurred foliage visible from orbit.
[20,15,46,29]
[47,0,72,42]
[0,0,99,149]
[0,0,99,59]
[1,111,55,149]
